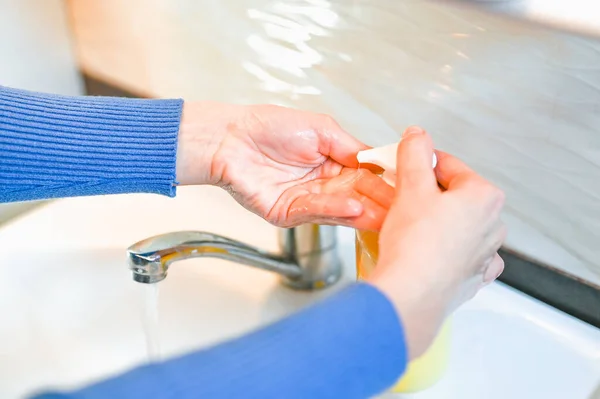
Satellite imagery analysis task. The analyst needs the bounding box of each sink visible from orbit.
[0,186,598,399]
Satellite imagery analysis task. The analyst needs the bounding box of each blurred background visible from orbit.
[3,0,599,295]
[1,1,599,397]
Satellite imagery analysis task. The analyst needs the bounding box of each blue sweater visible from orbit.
[0,86,407,399]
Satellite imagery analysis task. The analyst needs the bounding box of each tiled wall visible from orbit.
[67,0,600,286]
[0,0,83,224]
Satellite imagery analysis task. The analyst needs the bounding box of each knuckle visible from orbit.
[499,224,508,241]
[316,114,339,137]
[485,184,505,204]
[319,113,336,126]
[354,168,371,179]
[493,187,506,205]
[475,183,505,212]
[458,173,479,190]
[493,225,508,250]
[454,170,483,190]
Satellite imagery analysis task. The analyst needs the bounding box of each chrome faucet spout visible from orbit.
[127,225,342,290]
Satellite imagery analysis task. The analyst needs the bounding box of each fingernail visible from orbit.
[403,126,424,137]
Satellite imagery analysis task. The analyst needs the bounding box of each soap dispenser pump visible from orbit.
[356,142,437,186]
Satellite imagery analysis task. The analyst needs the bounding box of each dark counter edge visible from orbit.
[82,72,600,329]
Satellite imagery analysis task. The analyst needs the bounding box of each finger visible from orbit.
[287,193,363,220]
[313,114,368,168]
[395,126,438,196]
[315,168,394,209]
[287,193,389,230]
[351,169,395,209]
[309,208,388,231]
[483,253,505,284]
[434,150,483,190]
[347,195,391,231]
[358,163,385,176]
[488,220,508,253]
[479,219,507,259]
[475,220,505,268]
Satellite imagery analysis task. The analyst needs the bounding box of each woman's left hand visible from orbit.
[176,102,394,229]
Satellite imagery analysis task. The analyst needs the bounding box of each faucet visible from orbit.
[127,224,342,290]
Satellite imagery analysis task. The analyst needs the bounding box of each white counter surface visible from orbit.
[0,187,598,399]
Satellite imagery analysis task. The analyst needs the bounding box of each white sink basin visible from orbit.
[0,186,598,399]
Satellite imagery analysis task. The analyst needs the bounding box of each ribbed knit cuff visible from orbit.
[0,86,183,203]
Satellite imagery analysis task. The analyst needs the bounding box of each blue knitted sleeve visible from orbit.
[31,283,407,399]
[0,86,183,203]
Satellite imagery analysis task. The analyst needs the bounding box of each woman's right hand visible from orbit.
[368,126,506,360]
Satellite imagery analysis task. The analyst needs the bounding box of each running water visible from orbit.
[142,284,161,362]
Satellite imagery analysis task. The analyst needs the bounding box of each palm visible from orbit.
[213,105,394,229]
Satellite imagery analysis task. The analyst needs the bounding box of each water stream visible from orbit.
[141,284,161,362]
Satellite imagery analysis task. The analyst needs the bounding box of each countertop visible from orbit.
[0,187,599,399]
[67,0,600,286]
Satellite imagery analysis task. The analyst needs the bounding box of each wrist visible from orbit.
[175,102,231,186]
[368,271,444,360]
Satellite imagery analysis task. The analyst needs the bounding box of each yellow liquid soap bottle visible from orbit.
[356,143,451,393]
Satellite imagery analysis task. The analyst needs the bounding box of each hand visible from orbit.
[176,102,394,229]
[368,126,506,359]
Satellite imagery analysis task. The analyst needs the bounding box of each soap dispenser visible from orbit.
[355,142,451,393]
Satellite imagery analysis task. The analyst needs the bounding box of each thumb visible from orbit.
[396,126,438,195]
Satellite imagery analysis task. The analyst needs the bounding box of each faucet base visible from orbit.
[278,241,343,291]
[281,263,342,290]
